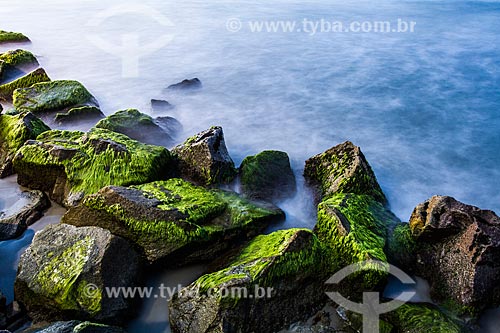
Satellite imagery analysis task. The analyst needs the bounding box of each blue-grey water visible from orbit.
[1,0,499,332]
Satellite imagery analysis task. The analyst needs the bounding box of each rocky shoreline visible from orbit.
[1,32,500,333]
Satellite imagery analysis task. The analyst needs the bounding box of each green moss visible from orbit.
[387,303,465,333]
[14,127,172,199]
[0,113,49,152]
[0,49,37,68]
[315,193,399,288]
[34,237,102,314]
[195,229,326,294]
[13,80,98,114]
[95,109,154,131]
[0,30,30,43]
[0,68,50,101]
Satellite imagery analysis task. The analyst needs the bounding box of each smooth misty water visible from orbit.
[1,0,500,332]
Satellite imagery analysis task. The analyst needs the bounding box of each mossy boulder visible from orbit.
[0,112,50,177]
[62,178,285,263]
[391,196,500,316]
[0,68,50,101]
[0,31,29,44]
[95,109,174,147]
[173,126,237,185]
[169,229,328,333]
[0,49,39,83]
[13,128,174,207]
[383,302,469,333]
[27,320,126,333]
[54,106,104,128]
[0,190,49,240]
[240,150,296,202]
[15,223,141,324]
[315,193,400,291]
[304,141,387,205]
[12,80,101,127]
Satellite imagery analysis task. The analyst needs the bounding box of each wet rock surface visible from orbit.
[166,78,202,91]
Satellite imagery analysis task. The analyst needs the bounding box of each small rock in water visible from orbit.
[151,99,174,112]
[166,78,202,91]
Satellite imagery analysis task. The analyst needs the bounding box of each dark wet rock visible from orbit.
[13,128,174,207]
[304,141,387,206]
[173,126,237,185]
[154,116,182,139]
[167,78,201,91]
[0,31,30,44]
[0,300,29,332]
[95,109,174,147]
[391,196,500,315]
[240,150,296,202]
[24,320,126,333]
[0,190,50,240]
[0,112,50,178]
[15,223,141,324]
[0,68,50,102]
[315,193,400,293]
[169,229,328,333]
[54,106,104,126]
[0,50,38,84]
[62,178,285,263]
[151,99,174,112]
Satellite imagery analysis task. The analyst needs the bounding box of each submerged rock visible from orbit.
[13,128,174,207]
[167,78,201,91]
[392,196,500,315]
[315,193,400,291]
[0,112,50,178]
[62,178,285,263]
[151,99,174,112]
[0,190,49,240]
[0,31,29,44]
[26,320,126,333]
[169,229,327,333]
[304,141,387,205]
[154,116,182,139]
[173,126,237,185]
[0,68,50,102]
[15,223,141,324]
[240,150,296,202]
[95,109,175,147]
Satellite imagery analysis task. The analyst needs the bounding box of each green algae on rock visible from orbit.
[0,31,30,44]
[54,106,105,125]
[15,223,141,324]
[12,80,99,117]
[0,49,39,84]
[315,193,400,290]
[28,320,127,333]
[304,141,387,205]
[0,68,50,101]
[173,126,237,185]
[240,150,297,202]
[0,112,50,178]
[95,109,174,146]
[13,127,174,206]
[169,229,328,333]
[62,178,285,263]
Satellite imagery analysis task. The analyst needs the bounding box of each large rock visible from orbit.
[315,193,400,291]
[240,150,296,202]
[26,320,126,333]
[0,50,38,85]
[15,223,141,324]
[169,229,327,333]
[0,68,50,102]
[0,190,49,240]
[304,141,387,205]
[0,31,29,44]
[173,126,237,185]
[393,196,500,315]
[62,178,285,263]
[95,109,175,147]
[0,112,50,178]
[12,80,102,127]
[13,128,174,207]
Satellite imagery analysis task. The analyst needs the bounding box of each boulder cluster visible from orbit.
[1,35,499,333]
